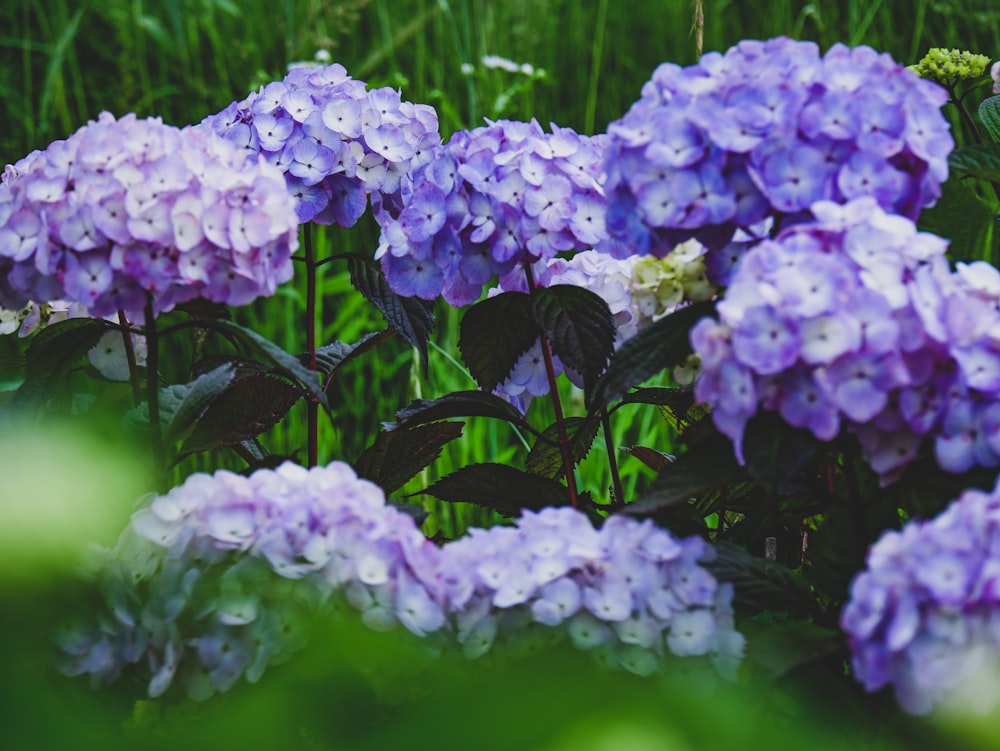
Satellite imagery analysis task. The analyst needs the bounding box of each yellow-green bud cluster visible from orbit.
[909,48,991,85]
[629,240,715,327]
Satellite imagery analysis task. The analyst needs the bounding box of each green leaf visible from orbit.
[741,412,822,494]
[746,621,843,678]
[389,390,528,430]
[620,445,675,473]
[807,496,901,604]
[917,177,995,261]
[623,429,746,516]
[618,386,694,409]
[346,254,435,364]
[416,463,568,516]
[587,300,715,411]
[706,541,815,617]
[530,285,616,391]
[12,317,113,410]
[618,386,700,428]
[885,459,997,521]
[459,292,537,392]
[524,416,601,479]
[0,355,26,372]
[191,354,272,381]
[355,421,464,495]
[948,142,1000,182]
[980,95,1000,143]
[173,298,232,321]
[311,329,394,386]
[159,363,235,444]
[191,319,327,410]
[180,374,305,455]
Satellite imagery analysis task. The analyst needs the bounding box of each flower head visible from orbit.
[690,198,958,481]
[375,119,617,305]
[441,507,744,676]
[909,48,991,86]
[604,37,953,270]
[62,461,745,698]
[60,461,449,699]
[842,475,1000,714]
[0,113,298,319]
[201,63,441,227]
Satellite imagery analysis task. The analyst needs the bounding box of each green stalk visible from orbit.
[600,407,624,506]
[583,0,609,135]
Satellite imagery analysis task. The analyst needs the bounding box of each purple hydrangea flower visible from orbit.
[842,475,1000,714]
[691,198,956,481]
[603,37,953,279]
[201,63,441,227]
[375,119,619,305]
[0,113,299,319]
[441,507,745,676]
[61,462,744,698]
[60,461,450,700]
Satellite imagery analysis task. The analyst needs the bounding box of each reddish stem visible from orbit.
[143,295,165,492]
[525,264,579,509]
[305,225,318,468]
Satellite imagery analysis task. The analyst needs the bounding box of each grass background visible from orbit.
[2,0,1000,535]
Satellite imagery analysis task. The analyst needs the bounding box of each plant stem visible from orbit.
[525,264,579,509]
[305,224,319,468]
[143,295,164,492]
[117,308,141,407]
[600,407,624,506]
[949,84,984,143]
[692,0,704,58]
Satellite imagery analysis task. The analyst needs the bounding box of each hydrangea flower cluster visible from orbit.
[201,63,441,226]
[491,250,638,406]
[842,476,1000,715]
[908,47,991,86]
[904,255,1000,476]
[0,112,298,319]
[60,461,743,699]
[374,118,615,306]
[690,198,956,482]
[603,37,953,267]
[58,461,450,700]
[444,506,745,677]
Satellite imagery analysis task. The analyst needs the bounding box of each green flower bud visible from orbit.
[909,47,990,85]
[629,240,717,325]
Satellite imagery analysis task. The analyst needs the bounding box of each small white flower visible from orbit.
[88,330,146,381]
